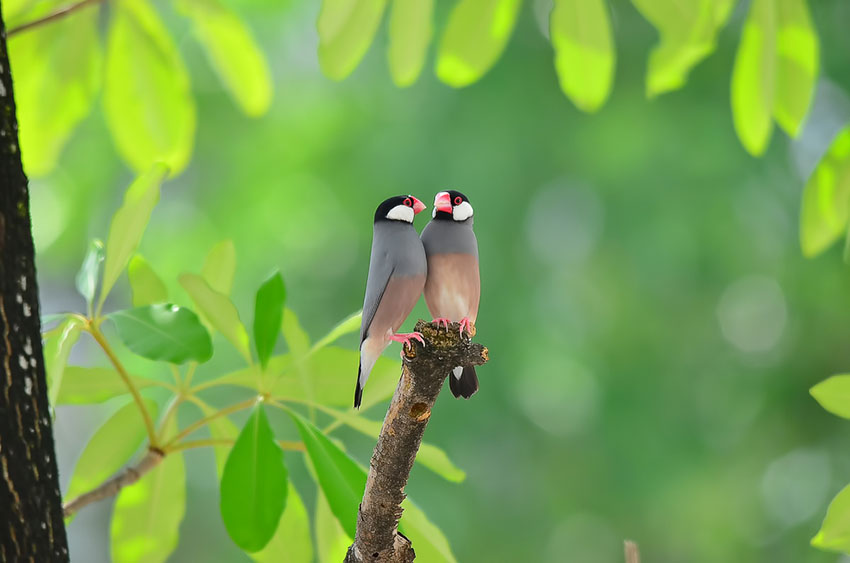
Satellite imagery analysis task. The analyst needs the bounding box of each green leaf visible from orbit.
[399,499,458,562]
[731,0,819,156]
[104,0,196,174]
[56,367,156,405]
[731,0,776,156]
[812,482,850,553]
[110,418,185,563]
[254,272,286,370]
[128,255,168,307]
[44,318,83,407]
[328,409,466,482]
[220,404,288,552]
[387,0,433,87]
[99,165,168,308]
[177,0,272,115]
[810,375,850,419]
[317,0,388,80]
[251,481,313,563]
[289,410,365,538]
[631,0,734,97]
[315,489,351,563]
[282,308,310,359]
[110,304,213,364]
[65,400,158,515]
[9,7,101,177]
[773,0,819,137]
[76,239,104,310]
[202,240,236,295]
[204,403,240,478]
[799,127,850,257]
[550,0,615,112]
[312,311,362,352]
[179,273,251,363]
[435,0,521,88]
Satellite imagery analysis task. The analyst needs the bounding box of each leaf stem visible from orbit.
[162,396,259,449]
[7,0,104,36]
[157,395,182,442]
[183,362,198,387]
[88,323,159,446]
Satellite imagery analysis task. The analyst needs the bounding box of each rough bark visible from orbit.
[0,12,71,562]
[345,320,488,563]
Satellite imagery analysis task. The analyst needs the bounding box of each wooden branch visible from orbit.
[624,540,640,563]
[344,320,488,563]
[62,449,163,518]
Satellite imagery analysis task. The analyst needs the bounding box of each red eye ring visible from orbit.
[454,196,463,205]
[403,198,412,207]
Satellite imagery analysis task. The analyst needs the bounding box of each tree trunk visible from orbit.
[0,11,71,562]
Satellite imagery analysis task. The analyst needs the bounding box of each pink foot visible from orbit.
[458,317,475,338]
[432,317,451,331]
[389,332,425,352]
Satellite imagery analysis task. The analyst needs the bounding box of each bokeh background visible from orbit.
[24,0,850,561]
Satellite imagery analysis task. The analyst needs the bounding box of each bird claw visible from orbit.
[458,318,475,338]
[432,318,451,331]
[390,332,425,351]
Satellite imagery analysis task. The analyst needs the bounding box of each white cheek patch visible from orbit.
[386,204,414,223]
[452,366,463,379]
[453,201,474,221]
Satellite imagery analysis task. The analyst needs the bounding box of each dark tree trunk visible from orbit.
[0,10,71,563]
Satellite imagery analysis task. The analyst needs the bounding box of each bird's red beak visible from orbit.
[434,191,452,214]
[411,196,426,215]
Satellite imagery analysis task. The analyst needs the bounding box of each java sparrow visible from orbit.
[355,195,428,409]
[420,190,480,399]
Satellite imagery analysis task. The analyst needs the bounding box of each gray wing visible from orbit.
[360,245,394,345]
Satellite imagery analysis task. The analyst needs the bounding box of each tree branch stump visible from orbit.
[344,320,488,563]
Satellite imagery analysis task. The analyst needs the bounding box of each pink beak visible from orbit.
[434,192,452,214]
[411,196,426,215]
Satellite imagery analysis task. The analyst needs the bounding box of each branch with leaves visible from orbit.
[45,167,466,562]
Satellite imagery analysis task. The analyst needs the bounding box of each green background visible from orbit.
[27,0,850,561]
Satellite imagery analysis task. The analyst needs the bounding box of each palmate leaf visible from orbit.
[56,366,157,405]
[399,499,458,562]
[179,273,252,363]
[9,5,101,177]
[99,165,168,308]
[253,272,286,370]
[65,400,157,518]
[631,0,734,97]
[76,239,104,310]
[387,0,433,87]
[550,0,615,112]
[317,0,388,80]
[731,0,819,156]
[44,317,83,407]
[311,310,361,352]
[813,483,850,553]
[220,404,288,552]
[104,0,196,174]
[202,240,237,295]
[110,304,213,364]
[289,410,365,538]
[177,0,272,116]
[799,127,850,257]
[810,375,850,419]
[315,488,351,562]
[110,417,185,563]
[128,255,168,307]
[435,0,522,88]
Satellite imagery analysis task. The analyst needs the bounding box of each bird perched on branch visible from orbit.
[420,190,481,399]
[355,195,428,409]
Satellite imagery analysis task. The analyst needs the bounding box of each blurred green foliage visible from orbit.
[8,0,850,560]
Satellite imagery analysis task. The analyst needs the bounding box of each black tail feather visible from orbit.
[449,366,479,399]
[354,364,363,409]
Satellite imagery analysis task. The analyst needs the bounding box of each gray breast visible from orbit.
[421,218,478,258]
